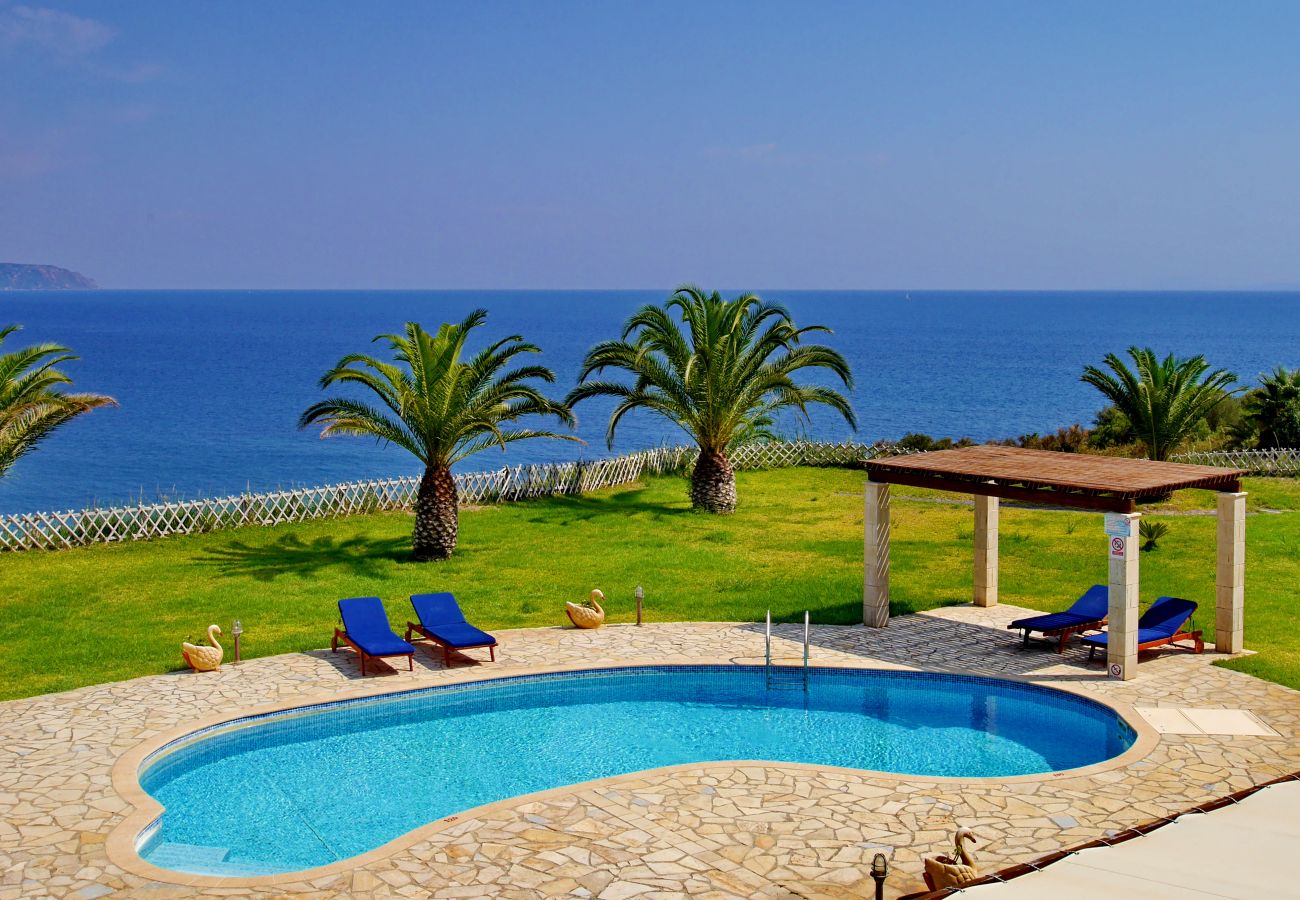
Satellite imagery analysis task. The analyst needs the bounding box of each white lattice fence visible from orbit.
[0,440,902,552]
[1172,448,1300,476]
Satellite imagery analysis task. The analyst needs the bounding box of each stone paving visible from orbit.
[1,605,1297,899]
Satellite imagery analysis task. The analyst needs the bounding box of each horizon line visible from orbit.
[9,285,1300,295]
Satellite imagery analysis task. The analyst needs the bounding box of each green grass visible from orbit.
[2,468,1297,700]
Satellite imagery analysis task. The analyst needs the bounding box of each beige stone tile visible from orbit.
[0,610,1295,897]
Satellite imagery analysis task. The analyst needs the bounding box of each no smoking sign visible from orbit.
[1109,536,1126,558]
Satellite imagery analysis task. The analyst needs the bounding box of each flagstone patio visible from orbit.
[1,604,1297,899]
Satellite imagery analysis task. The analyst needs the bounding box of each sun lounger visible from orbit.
[405,592,497,667]
[1081,596,1204,661]
[1007,584,1109,652]
[331,596,415,675]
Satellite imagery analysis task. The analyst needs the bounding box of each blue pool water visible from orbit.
[138,665,1135,876]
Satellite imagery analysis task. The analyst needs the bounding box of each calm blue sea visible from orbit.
[0,290,1295,513]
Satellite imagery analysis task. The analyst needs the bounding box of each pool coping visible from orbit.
[104,656,1160,889]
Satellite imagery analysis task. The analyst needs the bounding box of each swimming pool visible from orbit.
[136,665,1136,876]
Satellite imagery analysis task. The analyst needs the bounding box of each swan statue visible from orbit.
[182,625,224,672]
[566,589,606,629]
[923,827,980,890]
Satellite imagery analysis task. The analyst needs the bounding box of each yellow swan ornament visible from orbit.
[566,589,606,629]
[182,624,224,672]
[923,827,980,890]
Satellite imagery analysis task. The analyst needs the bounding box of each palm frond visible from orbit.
[0,326,114,478]
[570,288,855,455]
[1081,346,1238,460]
[302,314,575,468]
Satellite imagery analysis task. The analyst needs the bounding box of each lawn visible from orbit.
[1,467,1297,700]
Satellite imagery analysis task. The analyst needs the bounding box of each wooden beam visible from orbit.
[866,470,1137,512]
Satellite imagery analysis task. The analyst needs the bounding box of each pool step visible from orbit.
[146,841,275,877]
[147,841,229,869]
[766,669,808,691]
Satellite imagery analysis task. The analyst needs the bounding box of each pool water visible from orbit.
[138,666,1135,876]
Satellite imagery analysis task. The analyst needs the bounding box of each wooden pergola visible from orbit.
[863,446,1248,680]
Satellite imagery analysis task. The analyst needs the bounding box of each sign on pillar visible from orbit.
[1105,512,1140,681]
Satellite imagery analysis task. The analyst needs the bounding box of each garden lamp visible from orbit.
[232,619,243,663]
[871,852,888,900]
[635,585,644,625]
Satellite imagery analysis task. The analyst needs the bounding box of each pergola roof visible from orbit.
[865,445,1247,512]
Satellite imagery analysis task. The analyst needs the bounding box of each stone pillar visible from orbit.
[1107,512,1141,681]
[864,481,891,628]
[973,495,999,607]
[1215,491,1247,653]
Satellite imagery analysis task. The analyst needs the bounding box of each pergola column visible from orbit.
[1107,512,1141,681]
[973,495,998,606]
[1216,491,1247,653]
[864,481,890,628]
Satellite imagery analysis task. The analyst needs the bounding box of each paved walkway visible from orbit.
[961,780,1300,898]
[0,605,1297,898]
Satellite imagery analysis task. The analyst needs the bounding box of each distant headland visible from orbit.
[0,264,98,291]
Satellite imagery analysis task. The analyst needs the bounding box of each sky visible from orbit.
[2,1,1299,290]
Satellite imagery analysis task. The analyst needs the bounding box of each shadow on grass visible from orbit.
[524,487,690,525]
[196,533,412,581]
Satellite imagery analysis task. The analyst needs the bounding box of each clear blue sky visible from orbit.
[2,1,1298,289]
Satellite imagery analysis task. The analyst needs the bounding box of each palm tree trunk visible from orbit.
[413,464,458,560]
[691,449,736,513]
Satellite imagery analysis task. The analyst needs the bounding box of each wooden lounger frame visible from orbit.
[1016,617,1107,653]
[1086,628,1204,661]
[331,627,414,676]
[404,622,497,668]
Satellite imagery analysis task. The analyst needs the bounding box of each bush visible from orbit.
[1015,424,1090,453]
[896,433,976,452]
[1089,405,1135,449]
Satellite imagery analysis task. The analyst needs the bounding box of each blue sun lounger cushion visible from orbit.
[405,592,498,666]
[1081,596,1204,660]
[1006,584,1109,652]
[332,596,415,675]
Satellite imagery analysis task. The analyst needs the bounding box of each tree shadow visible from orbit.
[195,533,413,581]
[523,487,691,524]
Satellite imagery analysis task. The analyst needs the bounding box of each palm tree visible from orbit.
[567,285,855,513]
[299,313,578,561]
[1242,366,1300,449]
[0,325,114,478]
[1080,347,1237,461]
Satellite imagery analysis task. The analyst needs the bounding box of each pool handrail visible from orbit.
[764,610,811,692]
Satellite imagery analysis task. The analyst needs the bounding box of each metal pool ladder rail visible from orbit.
[764,610,810,692]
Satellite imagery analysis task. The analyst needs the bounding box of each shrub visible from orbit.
[1089,405,1135,449]
[1139,519,1169,552]
[896,433,976,452]
[1016,424,1090,453]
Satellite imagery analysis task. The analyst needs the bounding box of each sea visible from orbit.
[0,290,1295,514]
